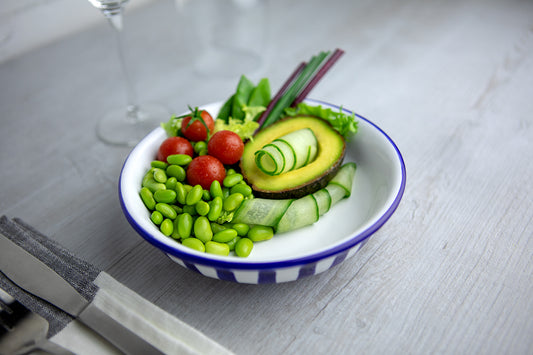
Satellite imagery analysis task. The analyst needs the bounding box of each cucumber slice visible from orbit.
[325,184,346,205]
[232,198,293,227]
[254,128,318,176]
[275,194,319,233]
[328,162,356,196]
[311,188,332,216]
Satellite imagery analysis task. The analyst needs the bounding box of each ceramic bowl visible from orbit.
[119,99,406,284]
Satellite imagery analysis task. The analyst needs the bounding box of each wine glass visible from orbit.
[88,0,169,147]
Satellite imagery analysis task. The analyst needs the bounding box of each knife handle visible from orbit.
[79,302,165,355]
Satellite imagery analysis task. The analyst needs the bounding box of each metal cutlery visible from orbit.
[0,232,164,355]
[0,287,75,355]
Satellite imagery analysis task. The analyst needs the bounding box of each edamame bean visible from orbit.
[223,193,244,212]
[142,176,166,193]
[235,238,253,257]
[151,161,168,169]
[248,225,274,242]
[175,182,187,205]
[155,203,177,219]
[182,238,205,253]
[166,165,186,181]
[210,222,226,234]
[186,185,203,205]
[205,241,230,256]
[167,154,192,166]
[223,173,243,188]
[177,213,193,239]
[212,228,238,243]
[194,141,207,154]
[154,189,177,204]
[193,216,212,243]
[151,210,163,225]
[153,168,167,183]
[165,176,177,190]
[182,204,197,216]
[207,196,223,222]
[210,180,223,199]
[140,187,156,210]
[232,223,250,237]
[202,189,211,201]
[195,200,210,216]
[225,236,241,251]
[226,168,237,175]
[230,183,252,197]
[160,218,173,236]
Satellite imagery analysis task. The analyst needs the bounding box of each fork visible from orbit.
[0,288,75,355]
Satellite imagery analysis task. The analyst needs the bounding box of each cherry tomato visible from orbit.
[157,136,194,162]
[186,155,226,189]
[207,130,244,165]
[181,109,215,142]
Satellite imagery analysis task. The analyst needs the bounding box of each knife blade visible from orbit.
[0,232,164,355]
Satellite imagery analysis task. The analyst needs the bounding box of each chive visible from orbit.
[261,51,330,128]
[292,48,345,106]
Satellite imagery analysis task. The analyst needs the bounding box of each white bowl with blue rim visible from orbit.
[119,99,406,284]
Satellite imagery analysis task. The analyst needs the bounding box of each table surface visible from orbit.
[1,0,532,354]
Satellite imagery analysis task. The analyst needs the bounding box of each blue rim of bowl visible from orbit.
[119,99,406,271]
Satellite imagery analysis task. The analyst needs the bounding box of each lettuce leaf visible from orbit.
[284,103,358,139]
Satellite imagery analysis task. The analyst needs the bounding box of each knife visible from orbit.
[0,232,164,355]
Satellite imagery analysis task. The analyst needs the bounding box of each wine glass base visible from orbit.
[96,103,169,147]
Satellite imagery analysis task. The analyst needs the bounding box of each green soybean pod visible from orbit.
[207,196,223,222]
[160,218,174,236]
[248,225,274,242]
[223,173,243,188]
[140,187,156,210]
[155,203,177,219]
[194,216,213,243]
[167,154,192,166]
[225,236,241,251]
[210,180,223,200]
[205,241,230,256]
[166,164,186,181]
[150,210,163,225]
[165,176,178,190]
[151,160,168,169]
[153,168,167,183]
[186,185,203,205]
[223,193,244,212]
[182,238,205,253]
[177,213,193,239]
[232,223,250,236]
[230,183,252,197]
[195,200,210,216]
[212,228,238,243]
[154,189,177,204]
[175,182,187,205]
[235,238,253,257]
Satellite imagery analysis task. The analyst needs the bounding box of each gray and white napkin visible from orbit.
[0,216,234,355]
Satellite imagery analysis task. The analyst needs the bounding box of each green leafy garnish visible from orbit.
[284,102,358,139]
[161,114,182,137]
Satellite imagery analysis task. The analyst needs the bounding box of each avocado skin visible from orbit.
[240,116,346,200]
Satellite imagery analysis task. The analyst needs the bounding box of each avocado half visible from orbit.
[240,116,346,199]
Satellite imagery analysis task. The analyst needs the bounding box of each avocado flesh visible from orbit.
[240,116,346,199]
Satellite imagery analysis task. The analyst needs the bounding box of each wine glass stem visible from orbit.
[106,9,139,121]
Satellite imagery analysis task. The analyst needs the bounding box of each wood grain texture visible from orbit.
[1,0,532,354]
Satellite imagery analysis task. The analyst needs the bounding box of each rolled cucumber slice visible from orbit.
[232,198,293,226]
[254,128,318,176]
[275,195,319,234]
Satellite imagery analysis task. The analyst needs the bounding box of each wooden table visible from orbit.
[1,0,532,353]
